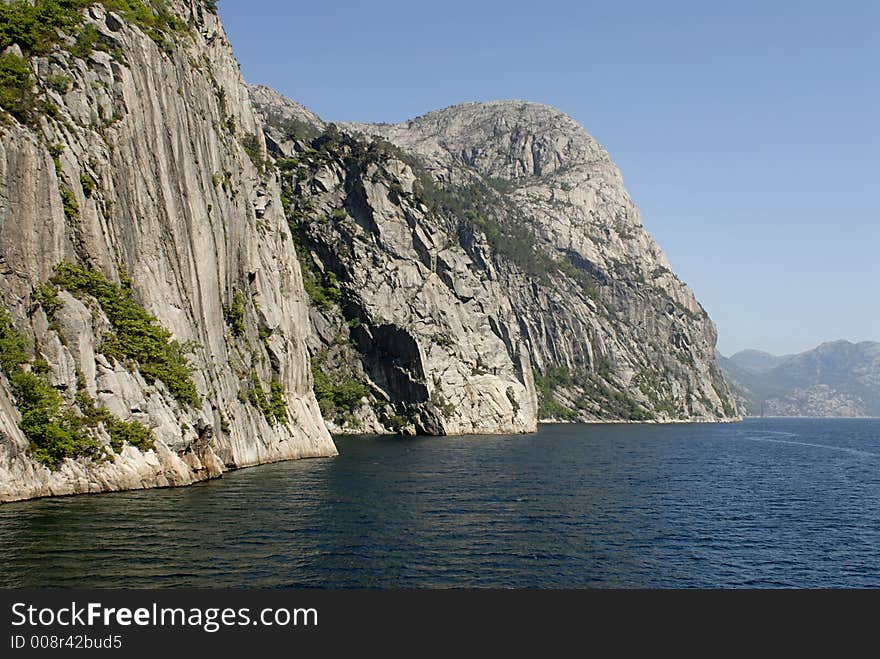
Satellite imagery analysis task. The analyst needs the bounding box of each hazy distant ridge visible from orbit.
[719,341,880,417]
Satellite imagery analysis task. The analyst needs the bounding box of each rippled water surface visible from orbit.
[1,418,878,588]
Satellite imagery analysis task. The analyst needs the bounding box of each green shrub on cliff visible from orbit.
[0,52,34,123]
[241,133,267,172]
[51,262,200,407]
[74,378,155,452]
[0,1,189,61]
[0,309,102,468]
[79,171,97,197]
[18,374,101,468]
[60,187,79,221]
[0,0,87,55]
[248,372,287,424]
[103,0,155,28]
[224,290,245,337]
[34,283,63,320]
[105,416,153,452]
[297,254,342,311]
[534,363,653,421]
[0,1,195,125]
[311,357,367,420]
[0,310,32,375]
[0,309,157,468]
[534,371,578,421]
[71,22,98,58]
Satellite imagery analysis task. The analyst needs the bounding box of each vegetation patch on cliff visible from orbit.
[0,309,100,467]
[0,0,192,123]
[50,262,200,407]
[224,290,245,337]
[534,368,579,421]
[535,364,655,421]
[288,238,342,311]
[0,0,188,55]
[301,266,342,311]
[311,354,367,423]
[247,372,287,425]
[0,0,88,56]
[74,373,154,453]
[0,52,35,124]
[356,137,601,297]
[0,309,154,468]
[241,133,268,173]
[262,109,321,142]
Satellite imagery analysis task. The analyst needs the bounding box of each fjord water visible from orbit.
[0,418,878,588]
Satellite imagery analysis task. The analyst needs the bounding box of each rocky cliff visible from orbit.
[0,0,335,503]
[720,341,880,417]
[252,89,737,431]
[250,87,537,435]
[0,1,737,504]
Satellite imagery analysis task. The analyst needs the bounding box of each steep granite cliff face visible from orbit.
[252,90,737,430]
[0,1,335,502]
[251,87,537,436]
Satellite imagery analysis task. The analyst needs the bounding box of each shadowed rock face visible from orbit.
[0,1,335,503]
[273,128,540,436]
[253,89,737,430]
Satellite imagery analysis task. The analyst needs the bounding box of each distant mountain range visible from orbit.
[718,341,880,418]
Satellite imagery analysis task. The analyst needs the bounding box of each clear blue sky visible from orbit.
[219,0,879,356]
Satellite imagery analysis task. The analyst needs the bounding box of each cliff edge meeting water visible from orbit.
[0,0,876,596]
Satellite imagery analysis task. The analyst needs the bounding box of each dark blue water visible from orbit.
[0,418,878,588]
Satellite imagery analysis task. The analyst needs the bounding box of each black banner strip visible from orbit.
[0,589,875,653]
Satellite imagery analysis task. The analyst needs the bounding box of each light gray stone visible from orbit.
[0,1,336,503]
[251,88,737,428]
